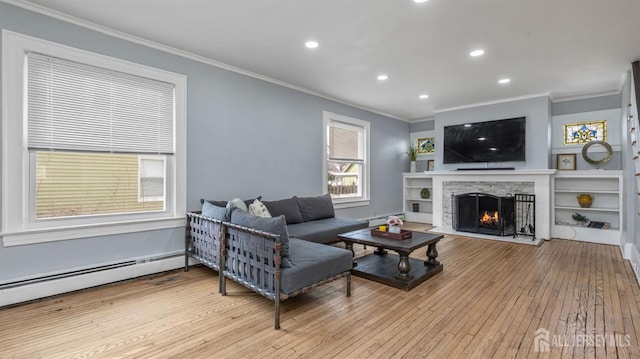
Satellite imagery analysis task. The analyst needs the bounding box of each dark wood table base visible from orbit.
[351,251,443,291]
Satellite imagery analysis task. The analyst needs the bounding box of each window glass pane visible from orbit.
[35,151,165,219]
[563,120,606,145]
[139,157,165,201]
[328,162,361,198]
[328,124,361,160]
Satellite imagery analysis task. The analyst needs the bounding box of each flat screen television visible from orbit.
[443,117,526,164]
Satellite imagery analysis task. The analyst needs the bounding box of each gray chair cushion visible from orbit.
[262,197,304,225]
[201,201,230,221]
[287,217,368,244]
[295,194,335,222]
[280,238,352,295]
[230,210,291,265]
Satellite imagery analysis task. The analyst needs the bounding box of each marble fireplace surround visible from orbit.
[431,170,555,240]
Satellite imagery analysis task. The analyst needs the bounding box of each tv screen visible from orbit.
[443,117,526,164]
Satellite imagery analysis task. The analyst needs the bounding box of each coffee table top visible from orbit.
[338,227,443,252]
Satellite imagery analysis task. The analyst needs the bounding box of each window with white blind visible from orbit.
[322,111,370,208]
[2,30,186,246]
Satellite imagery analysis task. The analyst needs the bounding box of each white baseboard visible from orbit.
[0,256,187,307]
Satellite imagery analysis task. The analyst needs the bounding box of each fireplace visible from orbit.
[453,193,515,236]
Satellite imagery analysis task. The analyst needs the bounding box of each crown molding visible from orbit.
[2,0,407,122]
[434,93,550,114]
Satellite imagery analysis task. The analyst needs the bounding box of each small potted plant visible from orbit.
[407,143,418,172]
[571,212,589,226]
[387,215,404,233]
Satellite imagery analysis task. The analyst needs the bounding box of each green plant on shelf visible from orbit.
[571,212,589,226]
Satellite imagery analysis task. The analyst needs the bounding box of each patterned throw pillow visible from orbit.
[226,197,248,212]
[248,199,272,218]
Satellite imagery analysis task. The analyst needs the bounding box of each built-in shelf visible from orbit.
[552,170,623,245]
[403,173,433,224]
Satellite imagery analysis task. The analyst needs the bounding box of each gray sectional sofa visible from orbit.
[185,194,368,329]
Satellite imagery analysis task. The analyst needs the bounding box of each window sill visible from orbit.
[332,199,370,210]
[1,216,185,247]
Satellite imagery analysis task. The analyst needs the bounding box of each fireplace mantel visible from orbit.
[428,169,555,240]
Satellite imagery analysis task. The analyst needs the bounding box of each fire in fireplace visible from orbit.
[453,192,515,236]
[480,210,499,225]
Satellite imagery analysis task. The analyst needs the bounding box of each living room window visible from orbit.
[2,30,186,246]
[323,111,370,208]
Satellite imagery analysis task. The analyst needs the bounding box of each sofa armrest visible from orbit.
[185,211,225,272]
[222,222,282,301]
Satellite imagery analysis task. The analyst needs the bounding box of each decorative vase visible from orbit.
[420,188,430,199]
[410,161,417,172]
[577,194,594,208]
[389,225,401,234]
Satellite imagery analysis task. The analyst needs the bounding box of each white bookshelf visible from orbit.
[403,173,433,223]
[552,170,623,245]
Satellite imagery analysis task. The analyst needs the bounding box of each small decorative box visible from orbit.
[370,228,412,240]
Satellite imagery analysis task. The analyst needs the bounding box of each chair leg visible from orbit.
[275,299,281,330]
[220,273,226,296]
[347,273,351,297]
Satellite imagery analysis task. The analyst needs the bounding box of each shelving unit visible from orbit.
[552,170,623,245]
[403,173,433,223]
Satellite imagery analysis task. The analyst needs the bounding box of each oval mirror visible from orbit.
[581,140,613,169]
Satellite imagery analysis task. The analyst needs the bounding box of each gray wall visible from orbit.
[409,118,435,132]
[0,3,408,282]
[551,93,622,115]
[433,96,551,170]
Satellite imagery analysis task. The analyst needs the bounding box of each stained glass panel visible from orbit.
[418,137,435,153]
[563,120,606,145]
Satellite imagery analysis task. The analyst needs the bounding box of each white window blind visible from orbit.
[27,52,175,154]
[328,120,364,164]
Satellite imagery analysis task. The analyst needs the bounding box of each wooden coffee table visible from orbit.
[338,228,443,291]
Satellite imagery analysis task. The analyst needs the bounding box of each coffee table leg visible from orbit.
[374,247,387,255]
[425,243,439,266]
[344,242,357,267]
[396,253,413,281]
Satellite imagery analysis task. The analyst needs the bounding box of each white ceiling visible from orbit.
[16,0,640,121]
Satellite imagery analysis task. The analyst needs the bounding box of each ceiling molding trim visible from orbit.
[434,93,550,114]
[550,90,621,103]
[2,0,407,122]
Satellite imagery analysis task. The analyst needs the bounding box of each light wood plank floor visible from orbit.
[1,232,640,358]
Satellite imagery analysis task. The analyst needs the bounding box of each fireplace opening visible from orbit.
[453,193,515,236]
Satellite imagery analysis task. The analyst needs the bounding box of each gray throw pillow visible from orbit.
[226,197,248,212]
[262,197,303,224]
[295,194,335,221]
[201,197,262,209]
[230,210,290,266]
[202,200,230,221]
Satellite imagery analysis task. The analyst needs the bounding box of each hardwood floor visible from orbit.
[1,233,639,358]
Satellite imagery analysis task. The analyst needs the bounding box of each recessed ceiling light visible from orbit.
[489,147,498,151]
[419,94,429,99]
[478,137,486,141]
[470,49,485,57]
[305,41,319,49]
[498,78,511,84]
[413,0,428,3]
[464,124,472,127]
[377,74,388,81]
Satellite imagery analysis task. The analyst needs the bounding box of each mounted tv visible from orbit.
[443,117,526,164]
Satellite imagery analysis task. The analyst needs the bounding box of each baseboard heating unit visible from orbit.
[0,251,187,307]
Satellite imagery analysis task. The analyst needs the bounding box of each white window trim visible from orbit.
[322,111,370,209]
[1,30,187,247]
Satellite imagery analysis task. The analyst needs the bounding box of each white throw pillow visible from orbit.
[249,199,272,218]
[226,197,248,212]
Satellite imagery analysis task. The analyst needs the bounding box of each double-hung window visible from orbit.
[323,111,370,208]
[2,31,186,246]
